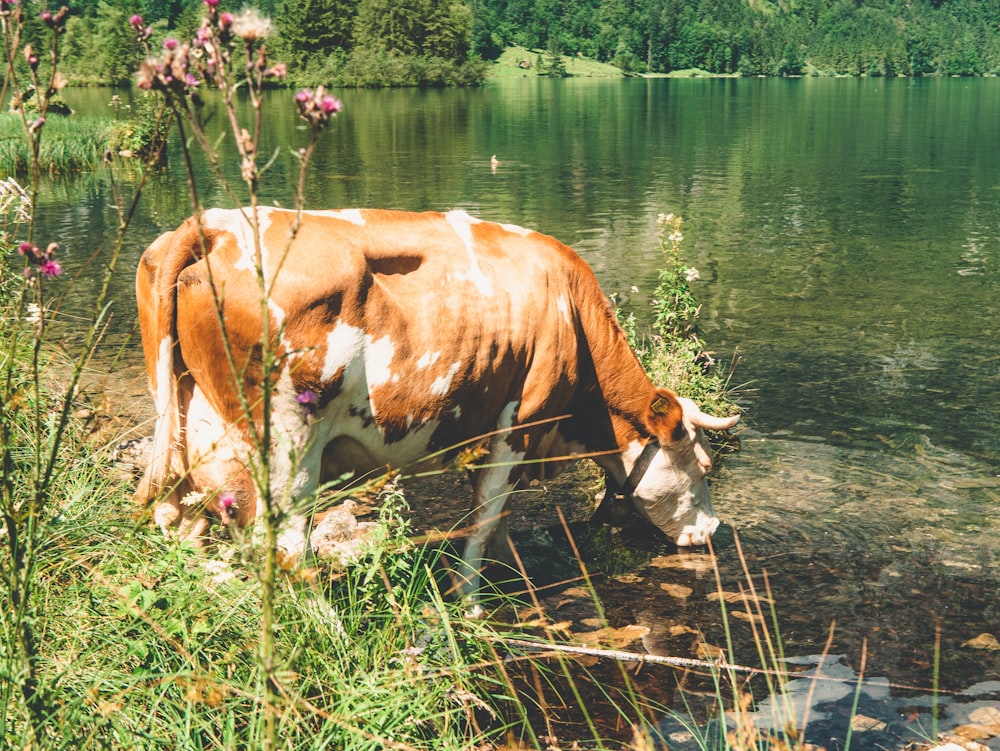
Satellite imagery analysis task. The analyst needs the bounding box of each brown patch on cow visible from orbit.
[368,253,423,276]
[644,389,687,444]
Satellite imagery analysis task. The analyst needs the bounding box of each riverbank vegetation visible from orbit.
[10,0,1000,88]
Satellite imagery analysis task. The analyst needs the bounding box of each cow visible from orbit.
[135,207,739,596]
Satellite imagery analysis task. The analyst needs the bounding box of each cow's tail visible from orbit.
[134,217,211,523]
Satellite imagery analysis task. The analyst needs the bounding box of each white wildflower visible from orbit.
[201,559,238,588]
[25,303,42,324]
[684,267,700,282]
[231,9,272,42]
[669,231,684,245]
[181,490,207,507]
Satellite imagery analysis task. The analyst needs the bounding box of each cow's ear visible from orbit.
[645,388,687,443]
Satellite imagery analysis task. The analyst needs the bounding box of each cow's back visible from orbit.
[171,208,607,469]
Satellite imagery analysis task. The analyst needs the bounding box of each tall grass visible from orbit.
[1,470,514,748]
[0,113,118,175]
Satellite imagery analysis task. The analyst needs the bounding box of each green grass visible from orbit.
[490,45,626,79]
[614,213,744,419]
[0,113,118,175]
[1,455,518,749]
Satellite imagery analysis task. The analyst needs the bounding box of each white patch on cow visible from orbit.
[147,334,179,528]
[154,335,173,416]
[459,400,523,596]
[321,321,366,384]
[204,206,275,277]
[625,436,719,548]
[266,369,329,563]
[500,222,532,237]
[416,350,441,369]
[268,298,286,329]
[430,360,461,397]
[445,210,493,297]
[185,385,248,468]
[364,335,395,390]
[321,324,397,416]
[314,208,366,226]
[556,295,572,327]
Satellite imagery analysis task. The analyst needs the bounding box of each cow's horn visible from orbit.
[691,409,740,432]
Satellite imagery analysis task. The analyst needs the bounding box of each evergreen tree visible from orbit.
[277,0,357,67]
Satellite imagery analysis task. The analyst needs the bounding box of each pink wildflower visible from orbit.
[163,37,178,50]
[39,259,62,277]
[296,389,319,417]
[219,494,237,521]
[129,13,143,27]
[320,95,342,115]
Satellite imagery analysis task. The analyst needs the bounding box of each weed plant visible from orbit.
[615,212,743,419]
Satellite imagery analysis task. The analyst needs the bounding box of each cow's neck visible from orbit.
[576,292,658,482]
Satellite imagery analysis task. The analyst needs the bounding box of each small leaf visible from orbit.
[659,583,693,599]
[962,633,1000,651]
[576,624,650,649]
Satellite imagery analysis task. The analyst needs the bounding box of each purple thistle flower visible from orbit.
[204,0,219,7]
[320,95,342,115]
[219,494,236,521]
[296,389,319,417]
[294,88,311,103]
[18,241,36,257]
[39,259,62,277]
[129,13,143,27]
[219,11,233,25]
[164,37,178,50]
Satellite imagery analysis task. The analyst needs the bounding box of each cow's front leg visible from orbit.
[461,418,525,608]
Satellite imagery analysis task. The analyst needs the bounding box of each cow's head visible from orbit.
[620,389,739,547]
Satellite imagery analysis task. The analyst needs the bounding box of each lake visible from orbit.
[41,76,1000,741]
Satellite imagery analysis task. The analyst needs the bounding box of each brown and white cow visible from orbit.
[135,207,738,593]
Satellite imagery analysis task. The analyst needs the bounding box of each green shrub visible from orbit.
[615,212,741,418]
